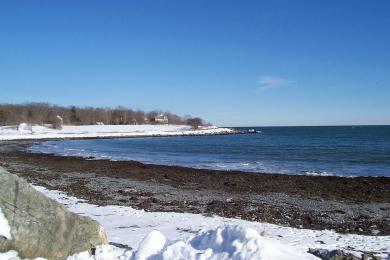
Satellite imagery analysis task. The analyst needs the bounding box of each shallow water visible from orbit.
[27,125,390,177]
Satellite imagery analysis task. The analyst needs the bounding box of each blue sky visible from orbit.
[0,0,389,126]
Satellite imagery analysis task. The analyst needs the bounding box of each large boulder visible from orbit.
[0,166,108,259]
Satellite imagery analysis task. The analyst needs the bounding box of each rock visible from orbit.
[308,248,360,260]
[308,248,383,260]
[0,167,108,259]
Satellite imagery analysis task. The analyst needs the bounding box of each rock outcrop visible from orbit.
[308,248,381,260]
[0,166,108,259]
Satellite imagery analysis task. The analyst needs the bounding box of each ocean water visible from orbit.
[27,126,390,177]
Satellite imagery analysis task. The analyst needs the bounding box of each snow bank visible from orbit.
[162,226,317,260]
[0,207,11,240]
[2,220,317,260]
[30,186,389,260]
[0,124,235,140]
[66,226,317,260]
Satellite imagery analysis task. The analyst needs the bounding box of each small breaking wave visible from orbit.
[304,171,334,177]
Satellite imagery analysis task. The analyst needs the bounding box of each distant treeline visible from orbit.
[0,103,205,128]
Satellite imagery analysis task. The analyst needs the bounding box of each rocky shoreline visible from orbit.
[0,140,389,236]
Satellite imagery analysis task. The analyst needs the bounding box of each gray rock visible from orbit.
[308,248,383,260]
[308,248,360,260]
[0,167,108,259]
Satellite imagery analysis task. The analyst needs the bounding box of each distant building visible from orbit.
[154,114,168,124]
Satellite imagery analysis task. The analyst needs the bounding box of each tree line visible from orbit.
[0,103,206,128]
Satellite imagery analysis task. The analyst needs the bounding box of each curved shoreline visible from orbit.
[25,136,389,179]
[0,126,238,141]
[0,140,389,236]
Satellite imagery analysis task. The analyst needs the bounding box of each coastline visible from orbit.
[0,140,389,236]
[0,125,237,141]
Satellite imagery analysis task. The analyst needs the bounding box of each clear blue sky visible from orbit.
[1,0,389,126]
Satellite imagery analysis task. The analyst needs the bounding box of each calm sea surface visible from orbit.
[27,126,390,177]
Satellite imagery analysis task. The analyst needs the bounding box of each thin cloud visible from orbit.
[257,75,288,91]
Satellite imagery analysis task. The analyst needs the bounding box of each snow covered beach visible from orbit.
[0,124,235,141]
[3,184,388,259]
[14,186,390,259]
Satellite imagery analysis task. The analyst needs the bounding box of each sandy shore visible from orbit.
[1,140,389,236]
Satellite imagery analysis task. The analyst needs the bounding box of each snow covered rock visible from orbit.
[0,167,108,259]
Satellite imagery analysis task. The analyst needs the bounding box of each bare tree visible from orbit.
[0,103,206,127]
[186,117,203,129]
[0,108,8,125]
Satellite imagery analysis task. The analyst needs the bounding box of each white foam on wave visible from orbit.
[305,171,334,177]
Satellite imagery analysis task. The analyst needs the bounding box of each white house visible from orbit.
[154,114,168,124]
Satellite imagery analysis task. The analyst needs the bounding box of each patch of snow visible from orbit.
[0,250,19,260]
[135,230,166,259]
[0,207,11,240]
[31,186,389,259]
[18,123,32,132]
[0,250,47,260]
[67,245,133,260]
[0,124,235,140]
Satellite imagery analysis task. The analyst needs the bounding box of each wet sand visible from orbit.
[1,140,389,235]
